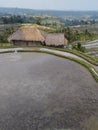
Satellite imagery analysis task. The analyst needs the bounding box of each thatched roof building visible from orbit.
[9,26,68,47]
[8,26,45,46]
[45,33,68,47]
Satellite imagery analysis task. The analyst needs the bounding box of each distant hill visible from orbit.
[0,7,98,19]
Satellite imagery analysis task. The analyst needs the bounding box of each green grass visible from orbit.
[0,43,15,48]
[0,50,14,53]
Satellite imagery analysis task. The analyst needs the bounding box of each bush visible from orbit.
[72,42,86,52]
[0,27,15,43]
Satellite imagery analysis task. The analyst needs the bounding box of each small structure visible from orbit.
[8,26,68,47]
[45,33,68,47]
[8,26,45,46]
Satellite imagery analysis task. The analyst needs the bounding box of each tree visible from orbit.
[0,27,15,43]
[34,17,41,25]
[63,27,73,42]
[72,42,86,52]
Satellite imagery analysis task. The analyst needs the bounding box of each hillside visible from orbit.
[0,7,98,20]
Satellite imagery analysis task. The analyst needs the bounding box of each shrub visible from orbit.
[72,42,86,52]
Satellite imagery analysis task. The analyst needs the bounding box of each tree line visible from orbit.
[0,15,97,27]
[55,27,98,43]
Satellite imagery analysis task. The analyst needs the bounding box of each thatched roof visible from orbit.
[45,33,67,46]
[8,26,45,42]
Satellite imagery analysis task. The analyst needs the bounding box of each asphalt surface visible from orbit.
[0,53,98,130]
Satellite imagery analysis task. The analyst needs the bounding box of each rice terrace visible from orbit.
[0,51,98,130]
[0,1,98,130]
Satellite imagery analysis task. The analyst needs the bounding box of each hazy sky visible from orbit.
[0,0,98,10]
